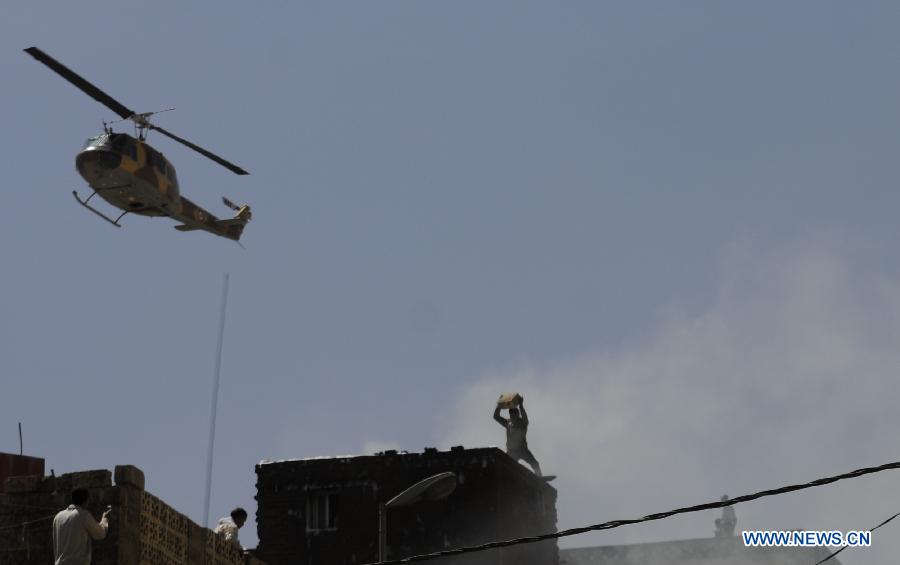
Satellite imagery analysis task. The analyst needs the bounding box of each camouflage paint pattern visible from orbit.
[75,132,250,241]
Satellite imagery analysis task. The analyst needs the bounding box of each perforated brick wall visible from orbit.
[0,465,258,565]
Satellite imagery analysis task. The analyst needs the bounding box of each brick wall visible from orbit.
[0,465,262,565]
[0,468,115,565]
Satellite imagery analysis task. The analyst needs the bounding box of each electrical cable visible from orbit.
[813,509,900,565]
[0,514,54,532]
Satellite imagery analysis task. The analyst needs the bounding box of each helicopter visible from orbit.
[24,46,252,242]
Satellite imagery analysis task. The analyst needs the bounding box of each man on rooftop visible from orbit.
[52,488,111,565]
[493,393,543,476]
[214,507,248,551]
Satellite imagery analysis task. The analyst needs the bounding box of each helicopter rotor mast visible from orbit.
[24,46,249,176]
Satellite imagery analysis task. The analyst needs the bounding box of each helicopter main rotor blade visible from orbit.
[24,47,135,120]
[150,124,249,175]
[26,46,249,176]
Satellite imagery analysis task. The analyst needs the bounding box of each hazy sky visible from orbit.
[3,2,900,563]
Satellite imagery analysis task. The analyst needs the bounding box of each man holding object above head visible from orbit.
[494,393,543,476]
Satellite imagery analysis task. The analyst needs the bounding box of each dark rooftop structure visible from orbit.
[255,446,558,565]
[0,451,44,493]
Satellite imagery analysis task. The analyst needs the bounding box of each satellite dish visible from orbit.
[385,472,457,508]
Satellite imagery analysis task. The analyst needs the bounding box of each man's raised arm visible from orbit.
[493,404,508,426]
[85,508,110,540]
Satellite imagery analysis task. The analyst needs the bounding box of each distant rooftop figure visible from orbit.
[493,393,542,476]
[715,494,737,538]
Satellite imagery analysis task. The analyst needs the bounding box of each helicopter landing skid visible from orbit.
[72,190,129,227]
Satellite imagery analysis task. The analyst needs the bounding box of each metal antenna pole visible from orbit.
[18,422,23,455]
[204,273,230,528]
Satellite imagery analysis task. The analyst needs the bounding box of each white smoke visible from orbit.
[438,236,900,565]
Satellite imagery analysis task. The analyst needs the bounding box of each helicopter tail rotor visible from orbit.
[208,197,251,242]
[222,197,252,223]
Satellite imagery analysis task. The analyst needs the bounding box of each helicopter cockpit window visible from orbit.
[109,135,138,161]
[81,134,109,150]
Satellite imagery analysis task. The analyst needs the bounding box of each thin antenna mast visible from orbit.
[18,422,23,455]
[204,273,230,528]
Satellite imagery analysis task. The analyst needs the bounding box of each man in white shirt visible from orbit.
[214,507,248,550]
[52,488,110,565]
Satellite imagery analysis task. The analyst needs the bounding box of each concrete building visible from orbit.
[255,446,558,565]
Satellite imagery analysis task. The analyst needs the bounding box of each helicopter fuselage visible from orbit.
[26,46,250,242]
[75,132,248,240]
[77,132,179,217]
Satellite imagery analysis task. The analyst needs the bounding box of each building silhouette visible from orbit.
[255,446,558,565]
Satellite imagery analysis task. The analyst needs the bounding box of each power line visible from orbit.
[813,508,900,565]
[367,459,900,564]
[0,515,54,532]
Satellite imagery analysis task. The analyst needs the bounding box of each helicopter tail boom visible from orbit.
[171,196,251,241]
[213,216,250,241]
